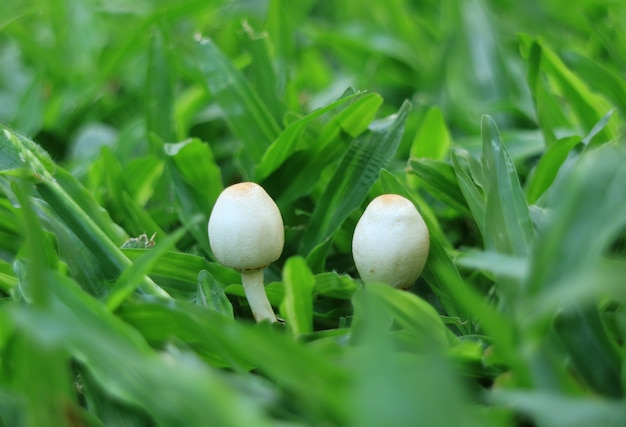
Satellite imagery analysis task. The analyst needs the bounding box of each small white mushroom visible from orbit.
[352,194,430,289]
[208,182,284,322]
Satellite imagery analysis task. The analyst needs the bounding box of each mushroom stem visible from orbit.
[241,270,277,323]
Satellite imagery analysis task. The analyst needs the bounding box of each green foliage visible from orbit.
[1,0,626,425]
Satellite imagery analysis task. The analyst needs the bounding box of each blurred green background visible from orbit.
[2,0,624,163]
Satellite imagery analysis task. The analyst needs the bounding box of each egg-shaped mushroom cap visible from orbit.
[352,194,429,288]
[208,182,284,271]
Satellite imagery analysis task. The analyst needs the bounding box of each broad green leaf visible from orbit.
[481,116,534,257]
[409,107,451,160]
[273,93,383,205]
[196,38,281,177]
[299,101,411,254]
[255,91,365,181]
[321,91,383,139]
[280,256,315,336]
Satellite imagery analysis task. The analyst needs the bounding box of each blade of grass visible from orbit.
[525,135,581,204]
[273,92,383,206]
[196,37,281,177]
[146,27,175,144]
[1,125,169,297]
[6,271,274,427]
[280,256,315,336]
[197,269,234,319]
[12,181,52,306]
[481,115,534,257]
[520,35,618,144]
[120,297,350,423]
[365,283,450,347]
[162,137,222,256]
[123,249,239,297]
[407,158,471,216]
[299,100,411,254]
[242,21,284,124]
[524,144,626,396]
[255,91,365,181]
[527,143,626,294]
[451,148,486,236]
[409,107,451,160]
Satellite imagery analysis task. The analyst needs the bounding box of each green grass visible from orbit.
[1,0,626,425]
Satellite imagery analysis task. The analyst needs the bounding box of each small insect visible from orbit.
[121,232,156,249]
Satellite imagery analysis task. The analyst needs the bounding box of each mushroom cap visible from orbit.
[208,182,284,271]
[352,194,430,288]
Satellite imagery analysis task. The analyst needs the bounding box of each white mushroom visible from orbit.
[208,182,284,322]
[352,194,430,289]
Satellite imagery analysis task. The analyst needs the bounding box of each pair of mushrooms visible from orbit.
[208,182,430,322]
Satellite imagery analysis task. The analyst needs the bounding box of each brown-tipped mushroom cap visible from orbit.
[352,194,429,288]
[208,182,284,271]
